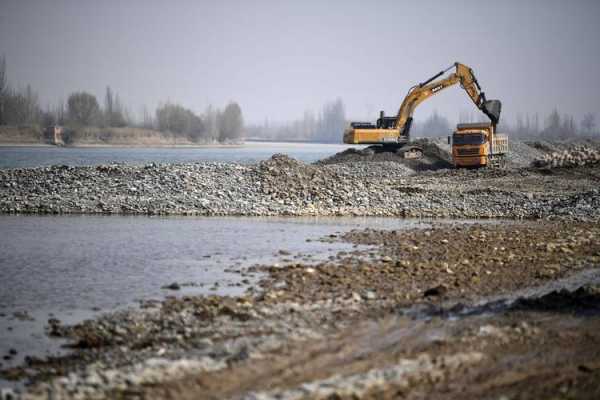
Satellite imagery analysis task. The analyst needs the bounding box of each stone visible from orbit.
[162,282,181,290]
[424,284,448,298]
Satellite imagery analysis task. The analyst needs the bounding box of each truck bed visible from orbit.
[493,134,509,155]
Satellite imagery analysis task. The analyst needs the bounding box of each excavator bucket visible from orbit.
[482,100,502,125]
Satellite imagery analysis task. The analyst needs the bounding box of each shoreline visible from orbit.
[0,140,352,149]
[2,220,600,398]
[0,143,245,149]
[1,142,600,398]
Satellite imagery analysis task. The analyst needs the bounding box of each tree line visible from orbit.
[395,109,599,140]
[246,98,346,143]
[246,98,598,143]
[0,55,244,143]
[501,110,597,139]
[458,109,598,139]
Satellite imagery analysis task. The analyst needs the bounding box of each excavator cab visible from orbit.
[376,111,397,129]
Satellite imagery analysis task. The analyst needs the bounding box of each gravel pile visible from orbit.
[532,146,600,168]
[1,150,600,220]
[318,138,555,170]
[317,139,453,172]
[505,140,546,167]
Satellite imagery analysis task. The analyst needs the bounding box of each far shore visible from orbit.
[0,140,350,149]
[0,142,245,149]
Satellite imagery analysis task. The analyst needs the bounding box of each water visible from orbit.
[0,214,426,375]
[0,215,421,312]
[0,142,358,169]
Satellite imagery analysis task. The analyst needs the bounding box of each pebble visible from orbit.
[162,282,181,290]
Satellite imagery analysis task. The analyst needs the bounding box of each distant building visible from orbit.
[45,125,64,145]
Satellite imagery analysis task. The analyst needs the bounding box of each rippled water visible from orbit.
[0,142,358,168]
[0,215,423,312]
[0,215,426,374]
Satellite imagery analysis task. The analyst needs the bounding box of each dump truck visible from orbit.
[343,62,504,166]
[450,122,509,168]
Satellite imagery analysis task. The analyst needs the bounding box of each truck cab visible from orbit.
[450,122,508,168]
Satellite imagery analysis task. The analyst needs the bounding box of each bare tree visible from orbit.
[24,84,39,124]
[55,99,66,125]
[317,98,345,143]
[103,86,126,127]
[112,93,126,127]
[104,86,113,126]
[156,102,205,141]
[218,102,244,142]
[141,105,154,129]
[41,106,56,127]
[204,105,219,141]
[561,114,576,138]
[581,113,596,136]
[419,110,451,137]
[0,55,6,125]
[67,92,100,126]
[543,109,561,138]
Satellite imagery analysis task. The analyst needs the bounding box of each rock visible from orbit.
[364,291,376,300]
[162,282,181,290]
[13,311,34,321]
[424,284,448,298]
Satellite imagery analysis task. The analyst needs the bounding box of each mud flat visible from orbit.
[3,221,600,399]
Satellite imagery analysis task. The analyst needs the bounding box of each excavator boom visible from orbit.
[394,62,501,135]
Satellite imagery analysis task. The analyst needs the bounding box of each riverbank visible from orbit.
[0,142,356,169]
[0,125,244,148]
[3,221,600,399]
[1,153,599,220]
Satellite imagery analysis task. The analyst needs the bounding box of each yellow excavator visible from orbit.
[343,62,506,167]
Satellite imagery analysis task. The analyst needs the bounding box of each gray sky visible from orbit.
[1,0,599,125]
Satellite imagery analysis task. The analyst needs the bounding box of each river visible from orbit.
[0,141,405,389]
[0,214,427,378]
[0,141,357,168]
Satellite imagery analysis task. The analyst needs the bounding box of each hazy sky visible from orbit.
[1,0,599,125]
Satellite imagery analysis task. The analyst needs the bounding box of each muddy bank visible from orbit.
[257,222,600,306]
[3,221,600,399]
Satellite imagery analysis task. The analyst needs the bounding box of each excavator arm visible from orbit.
[343,62,501,146]
[394,62,501,136]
